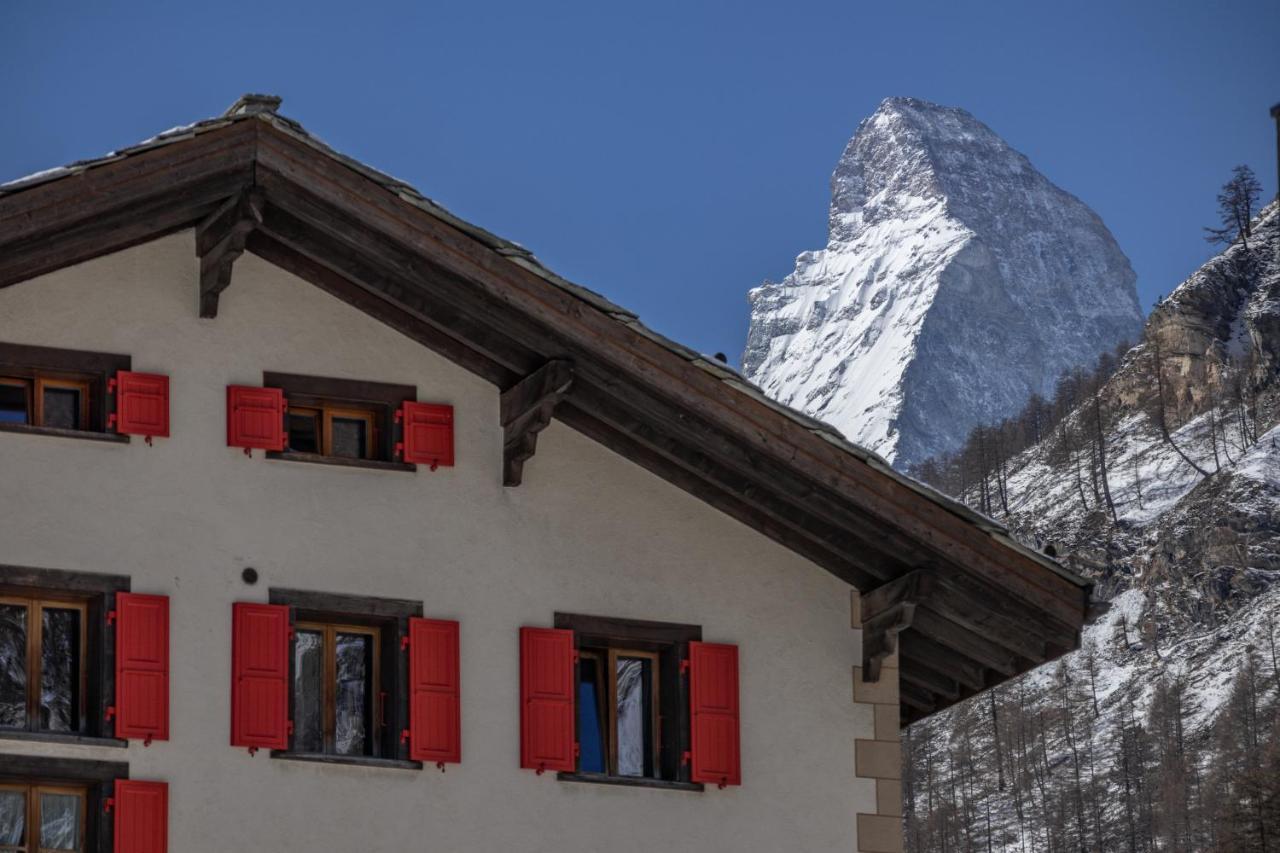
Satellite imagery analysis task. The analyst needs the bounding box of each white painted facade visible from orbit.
[0,232,878,852]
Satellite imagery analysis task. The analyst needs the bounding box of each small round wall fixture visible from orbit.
[241,567,259,585]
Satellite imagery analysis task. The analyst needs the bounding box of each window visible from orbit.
[0,566,131,746]
[263,373,417,469]
[262,589,425,767]
[0,755,165,853]
[0,344,130,439]
[0,782,86,852]
[292,622,380,757]
[286,405,377,460]
[554,613,701,787]
[0,596,87,735]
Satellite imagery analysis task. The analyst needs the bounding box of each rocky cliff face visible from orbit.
[743,97,1144,468]
[905,203,1280,852]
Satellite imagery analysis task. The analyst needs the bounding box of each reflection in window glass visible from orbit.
[0,605,26,728]
[329,417,367,459]
[287,411,320,454]
[40,608,80,732]
[334,633,371,756]
[0,382,27,424]
[42,388,81,430]
[40,792,81,851]
[293,630,324,753]
[616,657,649,777]
[0,789,24,846]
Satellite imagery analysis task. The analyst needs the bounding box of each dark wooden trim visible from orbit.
[860,569,933,682]
[0,423,131,444]
[501,359,574,487]
[269,588,423,621]
[0,343,131,377]
[197,187,264,317]
[0,753,128,784]
[556,772,704,793]
[262,372,415,406]
[0,730,127,749]
[554,612,701,646]
[269,752,423,771]
[0,565,131,597]
[264,450,415,473]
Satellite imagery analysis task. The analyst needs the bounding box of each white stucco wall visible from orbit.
[0,232,877,852]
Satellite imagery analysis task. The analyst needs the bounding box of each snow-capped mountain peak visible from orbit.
[744,97,1144,468]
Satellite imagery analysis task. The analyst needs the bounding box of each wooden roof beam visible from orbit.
[501,359,575,487]
[197,188,263,318]
[860,569,934,682]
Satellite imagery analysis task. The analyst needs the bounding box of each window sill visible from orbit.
[0,729,128,749]
[557,772,704,793]
[0,422,129,444]
[265,450,416,473]
[269,751,423,771]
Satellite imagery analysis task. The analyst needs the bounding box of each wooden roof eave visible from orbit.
[0,104,1093,724]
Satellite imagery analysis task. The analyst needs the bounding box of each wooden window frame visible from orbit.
[0,596,89,737]
[268,588,423,770]
[32,378,91,432]
[0,781,88,853]
[0,566,130,748]
[554,613,703,792]
[0,755,127,853]
[0,343,130,443]
[292,621,382,758]
[263,372,416,472]
[605,648,661,779]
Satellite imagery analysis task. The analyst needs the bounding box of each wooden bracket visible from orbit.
[196,187,265,318]
[860,568,934,682]
[500,359,574,486]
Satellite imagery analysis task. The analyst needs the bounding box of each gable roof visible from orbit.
[0,94,1091,723]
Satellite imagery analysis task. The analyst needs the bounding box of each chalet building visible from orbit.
[0,95,1090,853]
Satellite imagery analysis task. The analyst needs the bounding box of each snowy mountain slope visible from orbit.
[743,97,1144,468]
[905,202,1280,852]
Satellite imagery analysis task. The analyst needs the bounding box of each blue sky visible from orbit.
[3,0,1277,364]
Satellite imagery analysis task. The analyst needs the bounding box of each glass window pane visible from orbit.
[615,657,652,778]
[334,633,372,756]
[0,790,24,845]
[576,657,605,773]
[293,630,324,753]
[287,412,319,454]
[0,383,27,424]
[329,417,367,459]
[42,387,81,430]
[0,605,27,728]
[39,792,81,851]
[40,608,80,733]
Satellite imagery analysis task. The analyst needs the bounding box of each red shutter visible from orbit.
[519,627,575,773]
[231,603,290,751]
[689,641,741,787]
[407,618,460,765]
[397,402,453,469]
[113,779,167,853]
[114,593,169,743]
[226,386,285,452]
[110,372,170,439]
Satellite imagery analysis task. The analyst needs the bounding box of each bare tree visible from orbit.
[1205,165,1262,250]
